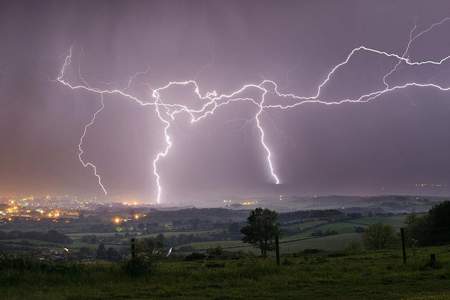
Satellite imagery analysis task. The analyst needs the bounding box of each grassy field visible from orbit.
[187,233,363,254]
[2,245,450,299]
[280,233,363,252]
[182,215,407,254]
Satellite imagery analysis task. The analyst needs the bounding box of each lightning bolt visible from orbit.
[151,88,173,204]
[256,88,280,184]
[78,94,107,195]
[57,17,450,204]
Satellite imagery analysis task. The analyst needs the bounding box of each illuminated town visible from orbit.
[0,195,149,225]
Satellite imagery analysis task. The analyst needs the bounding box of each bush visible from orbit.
[363,223,395,250]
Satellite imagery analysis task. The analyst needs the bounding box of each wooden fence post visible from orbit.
[400,228,407,264]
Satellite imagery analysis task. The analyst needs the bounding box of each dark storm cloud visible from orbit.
[1,0,450,204]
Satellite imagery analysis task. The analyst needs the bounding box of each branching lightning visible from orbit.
[57,17,450,204]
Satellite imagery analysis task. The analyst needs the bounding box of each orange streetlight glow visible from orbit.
[113,217,123,224]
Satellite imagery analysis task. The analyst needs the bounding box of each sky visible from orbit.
[1,0,450,204]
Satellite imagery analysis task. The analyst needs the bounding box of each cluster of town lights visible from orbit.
[0,199,78,222]
[112,213,144,225]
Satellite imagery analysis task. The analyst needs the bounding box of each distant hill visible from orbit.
[253,194,448,213]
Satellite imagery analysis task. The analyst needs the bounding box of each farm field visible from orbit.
[0,214,408,257]
[187,233,363,253]
[179,215,407,254]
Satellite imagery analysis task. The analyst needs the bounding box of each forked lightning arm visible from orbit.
[57,17,450,204]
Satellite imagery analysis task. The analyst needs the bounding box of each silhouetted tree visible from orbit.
[241,208,279,256]
[427,201,450,244]
[407,201,450,246]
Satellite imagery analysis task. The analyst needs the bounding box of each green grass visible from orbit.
[184,232,363,253]
[2,245,450,299]
[281,215,407,240]
[281,233,363,252]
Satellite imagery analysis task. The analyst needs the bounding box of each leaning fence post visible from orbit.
[400,228,407,264]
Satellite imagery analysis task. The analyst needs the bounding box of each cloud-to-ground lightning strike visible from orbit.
[57,17,450,204]
[78,94,107,195]
[151,88,173,204]
[256,88,280,185]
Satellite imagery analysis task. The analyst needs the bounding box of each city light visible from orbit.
[113,216,123,225]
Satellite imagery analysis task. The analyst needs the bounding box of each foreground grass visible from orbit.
[2,246,450,299]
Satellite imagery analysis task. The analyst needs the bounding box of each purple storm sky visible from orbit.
[1,0,450,204]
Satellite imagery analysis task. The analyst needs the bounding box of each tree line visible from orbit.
[0,230,72,244]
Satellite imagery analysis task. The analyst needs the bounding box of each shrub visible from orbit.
[363,223,395,250]
[407,201,450,246]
